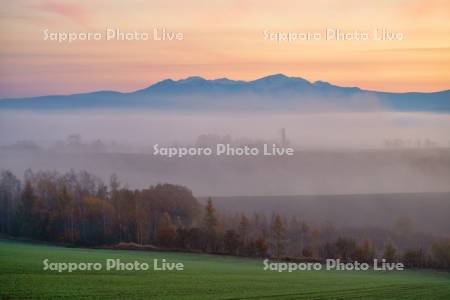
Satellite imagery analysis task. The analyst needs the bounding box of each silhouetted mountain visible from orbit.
[1,74,449,112]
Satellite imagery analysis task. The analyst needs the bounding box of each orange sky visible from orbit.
[0,0,449,97]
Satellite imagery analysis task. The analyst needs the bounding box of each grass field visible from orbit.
[0,240,449,299]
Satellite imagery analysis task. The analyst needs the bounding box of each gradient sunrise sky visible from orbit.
[0,0,449,98]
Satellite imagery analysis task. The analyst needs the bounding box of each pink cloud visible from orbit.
[32,1,89,26]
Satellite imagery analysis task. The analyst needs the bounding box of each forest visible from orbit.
[0,169,449,269]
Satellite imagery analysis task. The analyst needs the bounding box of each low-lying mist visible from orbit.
[1,110,450,149]
[1,109,450,196]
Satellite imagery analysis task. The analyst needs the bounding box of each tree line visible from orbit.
[0,169,449,269]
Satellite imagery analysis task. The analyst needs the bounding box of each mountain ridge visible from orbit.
[1,74,449,112]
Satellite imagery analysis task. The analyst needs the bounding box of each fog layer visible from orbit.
[1,110,450,196]
[1,110,450,148]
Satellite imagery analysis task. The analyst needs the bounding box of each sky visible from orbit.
[0,0,449,98]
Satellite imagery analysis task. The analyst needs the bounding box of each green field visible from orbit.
[1,240,449,299]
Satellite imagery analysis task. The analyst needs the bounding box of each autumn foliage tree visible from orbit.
[1,169,449,269]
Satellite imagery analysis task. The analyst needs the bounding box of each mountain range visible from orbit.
[0,74,449,112]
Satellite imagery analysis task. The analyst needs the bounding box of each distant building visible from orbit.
[280,128,290,146]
